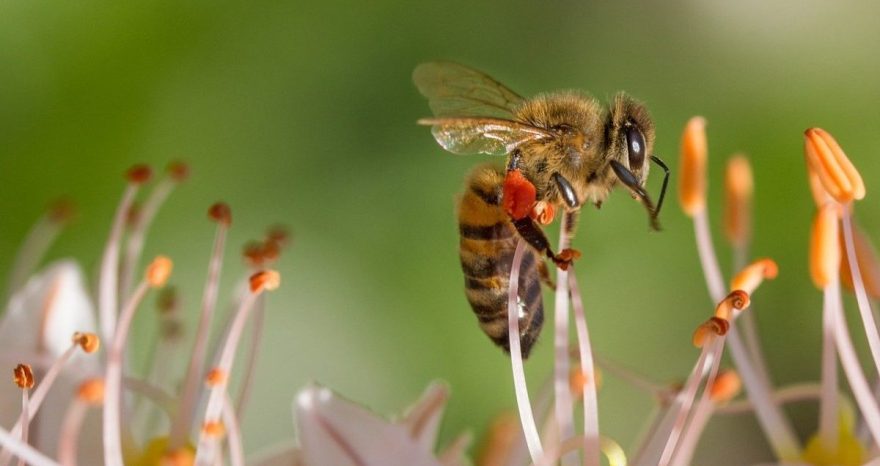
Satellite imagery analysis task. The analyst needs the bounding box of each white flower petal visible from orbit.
[400,381,449,452]
[294,384,443,466]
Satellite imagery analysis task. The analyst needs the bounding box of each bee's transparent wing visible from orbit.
[419,117,552,156]
[413,62,525,119]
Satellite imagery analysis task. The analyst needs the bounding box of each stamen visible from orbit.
[6,199,75,299]
[15,367,32,466]
[808,169,834,208]
[265,225,291,249]
[678,116,708,217]
[206,368,226,386]
[120,161,189,297]
[552,215,576,466]
[668,370,741,466]
[169,203,231,449]
[476,412,521,466]
[693,317,729,348]
[104,257,171,466]
[723,155,753,248]
[222,393,245,466]
[568,269,601,466]
[0,425,59,466]
[730,258,778,295]
[193,270,279,466]
[811,204,842,289]
[803,128,865,203]
[235,294,266,418]
[99,164,152,342]
[72,332,100,353]
[505,240,544,463]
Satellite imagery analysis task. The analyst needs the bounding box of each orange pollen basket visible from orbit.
[502,169,537,220]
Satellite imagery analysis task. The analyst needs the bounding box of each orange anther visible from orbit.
[126,164,153,185]
[249,270,281,293]
[709,370,742,403]
[730,258,778,295]
[804,128,865,203]
[72,332,101,353]
[723,155,753,247]
[205,368,226,387]
[714,290,751,321]
[77,379,105,404]
[693,317,729,348]
[502,169,537,220]
[810,204,841,289]
[208,202,232,226]
[202,421,225,438]
[679,117,708,217]
[569,367,602,399]
[48,198,77,224]
[13,364,34,389]
[530,201,556,225]
[266,225,291,248]
[167,161,190,182]
[157,287,179,314]
[147,256,173,288]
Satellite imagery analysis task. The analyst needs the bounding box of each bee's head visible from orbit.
[606,93,655,186]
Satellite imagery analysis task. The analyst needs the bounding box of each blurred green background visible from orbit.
[2,1,880,464]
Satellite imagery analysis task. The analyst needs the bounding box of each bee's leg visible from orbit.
[511,217,581,270]
[610,159,661,231]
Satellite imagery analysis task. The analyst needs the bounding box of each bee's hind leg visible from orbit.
[538,261,556,289]
[511,217,581,271]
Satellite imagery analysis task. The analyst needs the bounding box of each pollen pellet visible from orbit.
[208,202,232,226]
[723,155,753,246]
[250,270,281,293]
[147,256,174,288]
[202,421,226,438]
[678,116,708,217]
[77,379,105,404]
[501,169,537,220]
[13,363,34,389]
[73,332,101,353]
[709,370,742,403]
[730,258,778,295]
[810,204,841,289]
[205,368,226,386]
[804,128,865,203]
[126,164,153,184]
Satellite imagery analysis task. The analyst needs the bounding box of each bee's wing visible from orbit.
[419,117,552,156]
[413,62,525,119]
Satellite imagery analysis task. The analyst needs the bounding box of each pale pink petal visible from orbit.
[294,384,443,466]
[399,381,449,451]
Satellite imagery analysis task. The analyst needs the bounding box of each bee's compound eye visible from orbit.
[625,126,646,171]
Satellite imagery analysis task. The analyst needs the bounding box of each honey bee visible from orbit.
[414,61,669,357]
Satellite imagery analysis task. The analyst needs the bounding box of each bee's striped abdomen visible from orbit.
[457,165,544,358]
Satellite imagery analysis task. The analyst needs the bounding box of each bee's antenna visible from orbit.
[650,155,670,217]
[610,160,661,231]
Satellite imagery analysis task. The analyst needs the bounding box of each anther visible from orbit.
[77,379,105,405]
[723,155,753,247]
[126,201,143,228]
[147,256,174,288]
[72,332,101,353]
[569,368,602,399]
[249,270,281,293]
[208,202,232,226]
[709,369,742,403]
[730,258,778,295]
[804,128,865,203]
[202,421,226,438]
[167,161,191,182]
[714,290,751,321]
[205,368,226,387]
[265,225,291,248]
[48,198,77,224]
[679,116,708,217]
[693,317,729,348]
[810,204,841,289]
[126,164,153,185]
[243,241,266,267]
[13,364,34,389]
